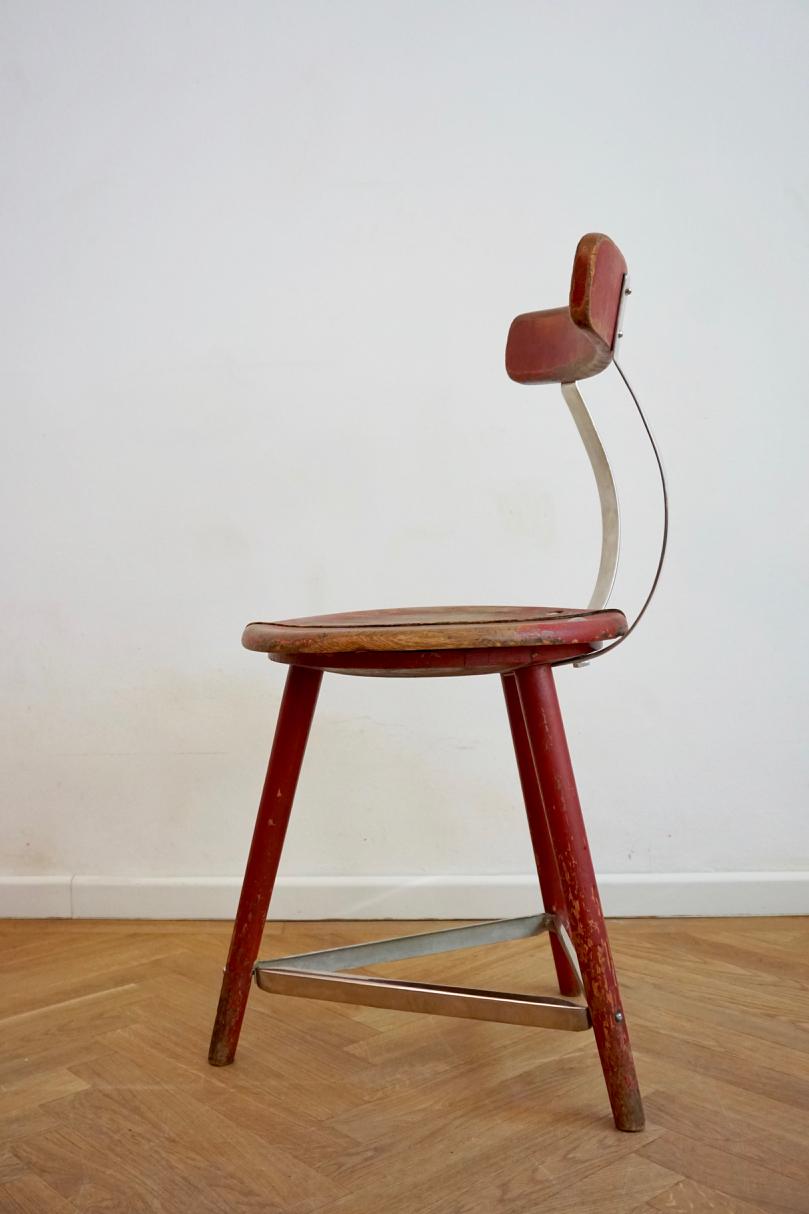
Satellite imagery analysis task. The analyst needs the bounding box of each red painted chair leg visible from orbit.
[208,664,323,1067]
[501,673,579,997]
[515,663,645,1132]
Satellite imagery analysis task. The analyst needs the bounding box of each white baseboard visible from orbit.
[0,876,73,918]
[1,871,807,919]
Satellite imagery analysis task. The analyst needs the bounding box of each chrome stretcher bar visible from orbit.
[254,914,590,1032]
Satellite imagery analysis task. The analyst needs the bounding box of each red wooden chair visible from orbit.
[208,233,667,1132]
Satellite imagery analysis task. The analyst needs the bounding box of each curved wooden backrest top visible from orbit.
[506,234,627,385]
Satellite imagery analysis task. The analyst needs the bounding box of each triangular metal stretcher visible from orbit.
[254,914,591,1032]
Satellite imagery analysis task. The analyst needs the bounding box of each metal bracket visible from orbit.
[611,273,631,359]
[254,914,591,1032]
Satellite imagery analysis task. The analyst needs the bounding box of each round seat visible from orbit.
[242,604,627,656]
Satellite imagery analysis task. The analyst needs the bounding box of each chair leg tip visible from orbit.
[208,1044,236,1067]
[614,1094,645,1132]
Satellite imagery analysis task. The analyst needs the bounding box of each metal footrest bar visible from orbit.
[254,913,590,1032]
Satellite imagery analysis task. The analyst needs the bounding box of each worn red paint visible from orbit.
[501,673,580,998]
[515,662,645,1132]
[209,652,645,1131]
[268,643,595,677]
[506,233,627,384]
[208,664,322,1067]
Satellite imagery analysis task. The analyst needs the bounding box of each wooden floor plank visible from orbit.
[0,1170,75,1212]
[640,1132,809,1213]
[642,1091,809,1185]
[0,917,806,1213]
[636,1053,809,1154]
[650,1177,776,1213]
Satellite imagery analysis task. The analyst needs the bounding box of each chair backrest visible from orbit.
[504,233,667,661]
[505,234,627,384]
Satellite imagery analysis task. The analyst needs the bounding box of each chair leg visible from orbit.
[208,664,323,1067]
[514,663,645,1132]
[501,673,580,997]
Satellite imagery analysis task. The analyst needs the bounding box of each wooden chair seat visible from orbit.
[242,604,627,656]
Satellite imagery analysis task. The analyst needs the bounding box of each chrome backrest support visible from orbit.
[562,380,621,612]
[558,280,669,667]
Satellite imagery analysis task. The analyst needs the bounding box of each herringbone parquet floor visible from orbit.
[1,917,808,1213]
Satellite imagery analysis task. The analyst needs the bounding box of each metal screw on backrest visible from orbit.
[618,286,630,336]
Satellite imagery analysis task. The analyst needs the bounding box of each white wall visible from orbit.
[2,0,808,918]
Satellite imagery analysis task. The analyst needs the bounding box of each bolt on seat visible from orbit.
[208,232,667,1134]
